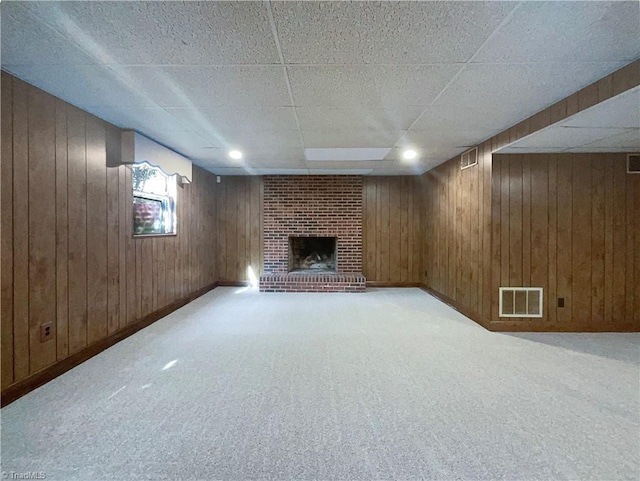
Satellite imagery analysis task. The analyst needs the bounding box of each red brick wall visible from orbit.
[263,176,363,274]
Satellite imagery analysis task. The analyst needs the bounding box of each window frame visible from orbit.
[132,163,178,238]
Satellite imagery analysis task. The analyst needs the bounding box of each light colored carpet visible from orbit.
[1,287,639,481]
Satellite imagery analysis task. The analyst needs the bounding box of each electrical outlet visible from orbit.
[557,298,565,308]
[40,322,54,342]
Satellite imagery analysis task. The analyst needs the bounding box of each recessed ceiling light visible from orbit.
[402,149,417,160]
[228,150,242,160]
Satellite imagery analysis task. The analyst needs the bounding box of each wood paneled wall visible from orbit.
[215,176,262,283]
[422,144,493,323]
[214,176,426,284]
[491,153,639,331]
[1,73,218,390]
[363,177,424,284]
[421,60,639,331]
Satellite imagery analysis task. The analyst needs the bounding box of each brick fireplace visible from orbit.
[259,176,366,292]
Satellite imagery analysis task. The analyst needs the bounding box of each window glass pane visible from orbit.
[132,163,177,236]
[528,290,541,315]
[514,290,527,314]
[502,290,514,315]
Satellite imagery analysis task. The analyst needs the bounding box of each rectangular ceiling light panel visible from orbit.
[304,148,391,161]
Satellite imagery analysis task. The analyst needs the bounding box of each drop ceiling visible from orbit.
[2,1,639,175]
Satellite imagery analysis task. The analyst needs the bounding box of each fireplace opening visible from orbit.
[289,236,337,273]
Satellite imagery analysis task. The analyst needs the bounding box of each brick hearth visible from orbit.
[259,175,365,292]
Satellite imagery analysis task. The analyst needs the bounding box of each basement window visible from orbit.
[132,162,177,236]
[499,287,543,318]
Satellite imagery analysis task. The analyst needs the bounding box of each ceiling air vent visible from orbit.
[499,287,543,318]
[627,154,640,174]
[460,147,478,170]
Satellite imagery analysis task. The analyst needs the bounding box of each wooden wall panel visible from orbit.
[1,73,14,388]
[85,117,108,345]
[1,75,219,390]
[67,105,88,354]
[28,86,57,373]
[491,153,639,331]
[529,157,549,323]
[215,176,263,282]
[13,78,31,379]
[55,99,69,357]
[419,61,638,331]
[423,144,492,322]
[362,177,423,284]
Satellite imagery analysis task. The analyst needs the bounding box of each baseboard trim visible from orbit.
[216,280,251,287]
[366,281,422,288]
[419,284,493,331]
[1,282,218,408]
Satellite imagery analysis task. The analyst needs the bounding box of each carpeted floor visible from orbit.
[2,287,639,480]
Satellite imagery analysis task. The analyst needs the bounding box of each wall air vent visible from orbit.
[460,147,478,170]
[499,287,543,318]
[627,154,640,173]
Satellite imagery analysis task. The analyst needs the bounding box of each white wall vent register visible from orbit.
[499,287,543,318]
[460,147,478,170]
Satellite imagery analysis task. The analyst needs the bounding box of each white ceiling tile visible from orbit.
[94,107,192,134]
[246,159,308,169]
[200,130,302,151]
[1,3,95,65]
[119,66,291,108]
[510,127,634,149]
[287,65,460,108]
[193,148,306,165]
[3,0,638,175]
[18,1,279,65]
[400,129,498,152]
[565,146,640,153]
[296,107,423,131]
[243,149,306,163]
[436,62,628,117]
[3,64,153,109]
[165,107,299,134]
[412,104,518,134]
[582,129,640,150]
[305,149,390,162]
[273,1,515,64]
[159,131,218,154]
[474,1,640,63]
[306,160,397,170]
[302,130,405,149]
